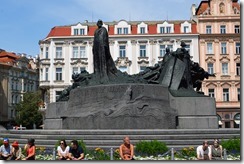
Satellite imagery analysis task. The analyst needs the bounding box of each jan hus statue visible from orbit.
[93,19,117,83]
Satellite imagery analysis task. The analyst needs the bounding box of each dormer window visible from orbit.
[71,23,88,35]
[183,26,189,33]
[115,20,131,35]
[137,22,148,34]
[140,27,145,34]
[181,21,192,33]
[157,21,174,34]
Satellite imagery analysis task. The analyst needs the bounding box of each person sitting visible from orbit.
[10,141,22,160]
[0,138,12,160]
[196,140,212,160]
[22,138,36,160]
[119,136,134,160]
[67,140,84,160]
[57,139,70,160]
[211,139,223,160]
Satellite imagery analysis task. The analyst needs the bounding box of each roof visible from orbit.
[45,19,198,39]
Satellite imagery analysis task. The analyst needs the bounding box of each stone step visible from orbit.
[0,129,240,153]
[6,129,240,135]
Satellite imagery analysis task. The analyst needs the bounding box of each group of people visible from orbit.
[1,137,223,160]
[0,138,36,160]
[197,139,223,160]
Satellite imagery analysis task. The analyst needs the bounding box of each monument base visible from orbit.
[44,84,218,129]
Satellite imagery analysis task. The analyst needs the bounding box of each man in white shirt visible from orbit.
[196,140,212,160]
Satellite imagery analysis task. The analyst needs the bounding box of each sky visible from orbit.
[0,0,241,57]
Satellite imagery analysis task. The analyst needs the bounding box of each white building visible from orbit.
[39,20,199,103]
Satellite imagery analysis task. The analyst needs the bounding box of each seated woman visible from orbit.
[22,138,36,160]
[119,136,134,160]
[57,140,70,160]
[211,139,223,160]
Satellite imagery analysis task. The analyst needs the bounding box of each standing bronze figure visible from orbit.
[93,19,117,83]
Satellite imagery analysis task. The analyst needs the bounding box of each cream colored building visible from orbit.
[39,20,199,103]
[193,0,240,128]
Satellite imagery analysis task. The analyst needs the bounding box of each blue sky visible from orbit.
[0,0,241,57]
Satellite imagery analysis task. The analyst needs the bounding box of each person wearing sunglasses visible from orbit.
[57,140,70,160]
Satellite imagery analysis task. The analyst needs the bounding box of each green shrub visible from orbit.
[135,140,168,156]
[0,139,3,146]
[178,146,196,158]
[90,147,110,160]
[221,137,240,153]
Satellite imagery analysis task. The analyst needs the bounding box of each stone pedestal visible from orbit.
[44,84,218,129]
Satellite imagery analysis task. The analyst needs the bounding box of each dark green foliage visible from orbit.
[135,140,168,156]
[221,137,240,153]
[90,148,110,160]
[15,90,43,129]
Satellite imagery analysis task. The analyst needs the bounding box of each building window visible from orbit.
[119,66,127,73]
[221,42,227,54]
[159,45,173,57]
[207,43,213,54]
[73,47,79,58]
[160,45,166,57]
[74,29,79,35]
[40,69,43,81]
[222,63,228,75]
[237,88,240,101]
[235,42,240,54]
[56,47,62,58]
[73,67,79,74]
[15,95,18,104]
[117,28,122,34]
[55,91,62,101]
[183,26,189,33]
[223,88,229,101]
[235,25,240,33]
[40,48,43,58]
[45,47,49,59]
[220,25,226,34]
[80,46,86,58]
[234,113,240,128]
[206,25,212,34]
[225,122,230,128]
[140,27,145,34]
[123,28,128,34]
[80,67,86,72]
[166,27,171,33]
[236,63,240,76]
[140,45,146,57]
[45,68,49,81]
[140,66,147,72]
[207,63,214,74]
[119,45,126,57]
[80,29,85,35]
[56,68,62,81]
[208,89,215,98]
[160,27,165,33]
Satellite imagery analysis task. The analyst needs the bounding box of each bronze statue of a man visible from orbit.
[92,19,117,83]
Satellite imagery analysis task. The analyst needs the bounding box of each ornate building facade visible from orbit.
[0,49,39,124]
[193,0,240,128]
[39,20,199,103]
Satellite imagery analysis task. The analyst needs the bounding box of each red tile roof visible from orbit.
[0,50,20,65]
[45,20,198,39]
[196,1,209,15]
[46,26,71,38]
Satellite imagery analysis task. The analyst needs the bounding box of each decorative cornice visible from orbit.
[70,58,88,65]
[219,55,230,62]
[205,56,216,63]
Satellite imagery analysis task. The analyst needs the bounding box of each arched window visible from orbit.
[234,113,240,128]
[219,3,225,14]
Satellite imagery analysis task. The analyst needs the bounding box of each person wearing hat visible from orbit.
[0,138,12,160]
[10,141,22,160]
